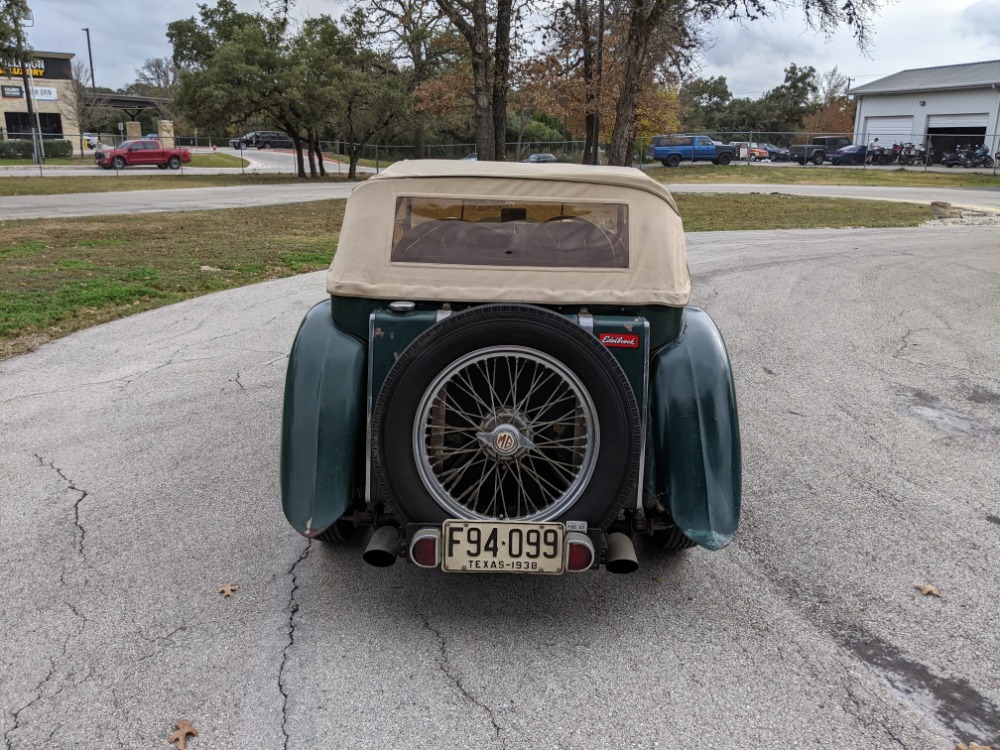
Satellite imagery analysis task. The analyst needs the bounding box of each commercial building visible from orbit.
[849,59,1000,157]
[0,51,82,150]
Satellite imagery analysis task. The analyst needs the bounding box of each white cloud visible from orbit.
[696,0,998,100]
[959,0,1000,45]
[17,0,1000,97]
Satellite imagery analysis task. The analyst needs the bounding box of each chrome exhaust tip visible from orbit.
[362,526,401,567]
[605,532,639,574]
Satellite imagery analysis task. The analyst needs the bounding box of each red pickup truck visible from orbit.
[95,140,192,170]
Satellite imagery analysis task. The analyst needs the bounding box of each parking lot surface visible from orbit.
[2,225,998,749]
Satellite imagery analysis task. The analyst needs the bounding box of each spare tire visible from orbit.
[372,304,640,530]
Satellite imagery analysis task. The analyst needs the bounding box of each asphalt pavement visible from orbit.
[0,147,377,179]
[2,225,998,749]
[2,180,1000,222]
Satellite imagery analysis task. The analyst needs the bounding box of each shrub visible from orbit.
[44,140,73,158]
[0,139,74,159]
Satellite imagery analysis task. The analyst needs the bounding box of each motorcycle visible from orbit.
[898,142,928,166]
[962,145,994,168]
[941,144,972,168]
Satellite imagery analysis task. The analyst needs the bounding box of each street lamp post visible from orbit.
[82,27,96,92]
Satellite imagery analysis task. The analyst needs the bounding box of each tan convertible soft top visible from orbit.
[327,160,690,307]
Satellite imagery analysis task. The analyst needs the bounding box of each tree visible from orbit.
[127,57,180,96]
[678,75,732,131]
[0,0,30,60]
[802,66,856,135]
[315,13,410,178]
[170,5,312,167]
[433,0,519,160]
[65,60,109,153]
[355,0,450,156]
[759,62,817,131]
[604,0,881,166]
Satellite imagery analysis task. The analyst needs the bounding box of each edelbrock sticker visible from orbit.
[599,333,639,349]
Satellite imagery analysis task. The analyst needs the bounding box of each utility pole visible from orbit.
[82,27,95,92]
[13,6,41,168]
[592,0,604,165]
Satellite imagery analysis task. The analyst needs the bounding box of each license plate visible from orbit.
[442,521,564,574]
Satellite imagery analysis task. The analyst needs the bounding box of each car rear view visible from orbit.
[280,161,741,576]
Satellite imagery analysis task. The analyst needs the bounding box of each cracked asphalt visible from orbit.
[2,225,999,749]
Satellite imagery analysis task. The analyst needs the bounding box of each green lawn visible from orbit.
[0,194,931,359]
[0,157,88,166]
[650,163,1000,188]
[188,152,249,168]
[0,173,355,197]
[1,152,248,169]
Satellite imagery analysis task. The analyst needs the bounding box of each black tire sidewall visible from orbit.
[666,154,681,168]
[372,305,641,530]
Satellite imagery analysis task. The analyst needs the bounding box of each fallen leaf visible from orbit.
[914,582,941,597]
[218,582,238,598]
[651,576,664,583]
[169,719,198,749]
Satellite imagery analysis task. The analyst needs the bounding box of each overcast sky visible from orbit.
[21,0,1000,100]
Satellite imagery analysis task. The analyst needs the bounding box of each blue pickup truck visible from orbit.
[648,135,736,167]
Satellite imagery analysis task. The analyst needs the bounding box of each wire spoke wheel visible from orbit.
[415,346,598,521]
[372,304,640,531]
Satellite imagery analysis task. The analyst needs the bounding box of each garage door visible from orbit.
[862,116,914,141]
[927,113,989,128]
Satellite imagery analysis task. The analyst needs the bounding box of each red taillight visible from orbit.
[565,532,595,572]
[409,529,440,569]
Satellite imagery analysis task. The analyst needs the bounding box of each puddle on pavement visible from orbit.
[896,388,994,438]
[843,628,1000,743]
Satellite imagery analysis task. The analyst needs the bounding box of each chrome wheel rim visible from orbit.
[414,346,598,521]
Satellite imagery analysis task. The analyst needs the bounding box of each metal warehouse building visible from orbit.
[849,59,1000,158]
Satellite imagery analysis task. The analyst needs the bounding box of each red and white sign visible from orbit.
[599,332,639,348]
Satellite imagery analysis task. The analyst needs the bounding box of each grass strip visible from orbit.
[1,152,248,169]
[651,164,1000,188]
[1,194,930,359]
[0,173,351,197]
[675,192,929,232]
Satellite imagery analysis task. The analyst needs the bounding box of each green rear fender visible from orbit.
[281,299,366,537]
[649,307,741,550]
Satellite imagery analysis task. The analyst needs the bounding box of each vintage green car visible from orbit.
[281,160,740,574]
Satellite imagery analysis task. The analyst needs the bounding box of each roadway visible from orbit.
[1,179,1000,221]
[2,224,999,749]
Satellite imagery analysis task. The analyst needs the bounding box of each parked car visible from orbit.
[759,143,790,162]
[789,136,852,165]
[229,130,292,150]
[522,153,557,163]
[647,134,735,166]
[461,153,478,161]
[728,142,769,161]
[95,140,192,170]
[142,133,159,140]
[280,160,741,575]
[828,144,869,165]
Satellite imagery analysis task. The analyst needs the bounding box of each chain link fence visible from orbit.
[4,127,998,175]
